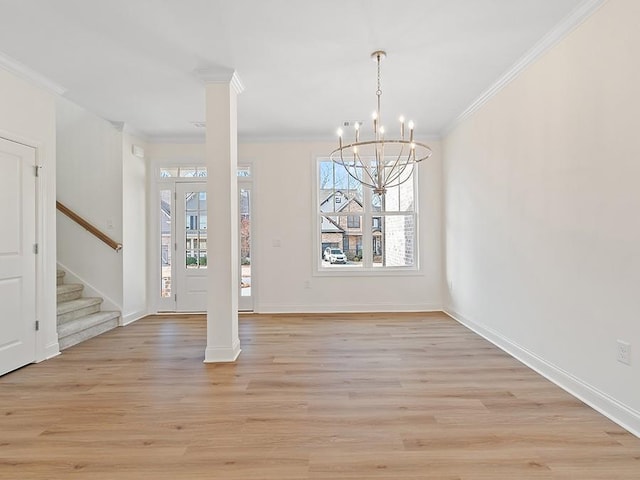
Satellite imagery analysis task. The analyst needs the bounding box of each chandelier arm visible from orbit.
[383,149,414,187]
[384,162,416,191]
[384,147,420,190]
[331,141,431,163]
[376,143,385,191]
[330,139,432,193]
[381,144,406,185]
[338,149,365,186]
[341,146,375,185]
[395,163,416,189]
[332,148,377,190]
[396,164,416,188]
[354,150,379,187]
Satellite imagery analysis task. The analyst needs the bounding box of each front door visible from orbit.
[175,182,208,312]
[0,138,36,376]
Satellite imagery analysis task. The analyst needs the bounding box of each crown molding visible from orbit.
[146,131,443,145]
[122,123,150,142]
[147,133,206,145]
[195,67,245,94]
[238,131,442,144]
[441,0,607,137]
[0,51,67,95]
[109,121,125,132]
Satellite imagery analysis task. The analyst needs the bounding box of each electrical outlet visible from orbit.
[304,280,311,289]
[617,340,631,365]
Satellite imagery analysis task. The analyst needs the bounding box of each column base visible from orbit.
[204,339,241,363]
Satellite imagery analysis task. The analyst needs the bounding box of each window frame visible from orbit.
[313,157,420,276]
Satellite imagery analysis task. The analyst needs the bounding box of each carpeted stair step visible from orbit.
[56,283,84,303]
[56,269,65,286]
[57,297,103,325]
[58,311,120,350]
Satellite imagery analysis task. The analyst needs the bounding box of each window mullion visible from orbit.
[362,186,372,268]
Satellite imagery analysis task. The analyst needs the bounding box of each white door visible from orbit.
[175,182,208,311]
[238,182,253,311]
[0,138,36,376]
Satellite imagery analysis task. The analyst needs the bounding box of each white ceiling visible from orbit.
[0,0,587,142]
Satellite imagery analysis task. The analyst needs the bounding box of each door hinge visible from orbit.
[174,242,177,251]
[34,165,42,177]
[174,294,177,302]
[33,243,39,254]
[35,320,40,331]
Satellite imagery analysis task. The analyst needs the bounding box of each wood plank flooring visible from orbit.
[1,312,639,479]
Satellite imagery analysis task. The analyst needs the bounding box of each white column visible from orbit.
[200,69,244,362]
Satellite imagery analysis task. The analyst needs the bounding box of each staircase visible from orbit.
[57,269,120,350]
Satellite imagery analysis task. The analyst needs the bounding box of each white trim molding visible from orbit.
[147,133,206,144]
[256,303,442,314]
[204,340,241,363]
[442,0,607,136]
[0,51,67,95]
[195,67,245,94]
[39,343,61,362]
[122,310,148,326]
[445,308,640,438]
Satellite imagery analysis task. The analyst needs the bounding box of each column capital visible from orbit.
[196,67,245,95]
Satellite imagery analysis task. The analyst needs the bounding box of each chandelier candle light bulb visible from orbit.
[330,50,432,195]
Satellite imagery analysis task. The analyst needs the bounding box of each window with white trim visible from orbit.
[317,158,417,271]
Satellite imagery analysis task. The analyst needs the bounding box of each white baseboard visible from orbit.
[204,339,241,363]
[121,310,148,326]
[256,303,442,314]
[57,261,121,313]
[37,342,61,362]
[445,307,640,438]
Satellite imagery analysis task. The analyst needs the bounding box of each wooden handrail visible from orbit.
[56,201,123,252]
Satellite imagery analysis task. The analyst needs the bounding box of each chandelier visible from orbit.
[330,51,432,196]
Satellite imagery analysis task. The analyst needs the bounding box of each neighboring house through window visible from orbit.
[317,159,417,271]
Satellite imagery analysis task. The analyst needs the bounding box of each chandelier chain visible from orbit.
[376,53,382,115]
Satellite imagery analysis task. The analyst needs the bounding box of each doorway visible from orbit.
[155,165,255,313]
[156,167,208,313]
[0,137,37,375]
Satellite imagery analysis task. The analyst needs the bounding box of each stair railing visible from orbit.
[56,201,123,252]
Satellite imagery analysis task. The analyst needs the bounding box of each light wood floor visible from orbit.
[1,312,639,479]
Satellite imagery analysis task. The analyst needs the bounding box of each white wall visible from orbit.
[242,141,442,312]
[146,143,205,165]
[56,97,123,310]
[444,0,640,434]
[122,133,148,324]
[0,67,58,359]
[147,140,443,313]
